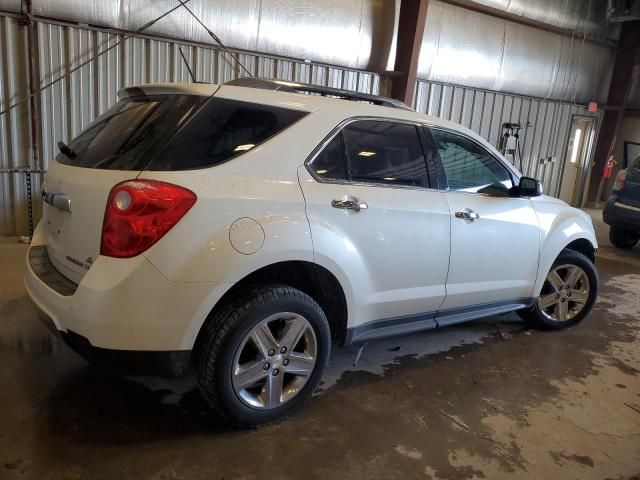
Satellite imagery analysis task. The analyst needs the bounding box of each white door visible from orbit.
[299,119,451,324]
[559,117,596,206]
[427,128,540,322]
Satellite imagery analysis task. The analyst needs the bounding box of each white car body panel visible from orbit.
[41,161,136,284]
[298,166,451,329]
[24,82,598,354]
[530,195,598,297]
[26,221,220,350]
[438,191,540,313]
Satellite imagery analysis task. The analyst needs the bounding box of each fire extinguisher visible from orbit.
[603,155,616,178]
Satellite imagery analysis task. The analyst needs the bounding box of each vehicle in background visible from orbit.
[603,154,640,249]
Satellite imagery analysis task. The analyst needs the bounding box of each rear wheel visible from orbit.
[518,249,598,330]
[609,226,639,249]
[194,284,330,427]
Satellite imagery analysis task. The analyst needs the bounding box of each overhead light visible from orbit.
[383,177,397,181]
[316,169,328,174]
[234,144,255,152]
[358,151,376,157]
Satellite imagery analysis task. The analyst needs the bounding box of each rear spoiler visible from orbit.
[117,83,220,99]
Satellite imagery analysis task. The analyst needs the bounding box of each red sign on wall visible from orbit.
[587,102,598,112]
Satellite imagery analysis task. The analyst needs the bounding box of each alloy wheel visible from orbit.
[537,264,590,323]
[231,312,317,409]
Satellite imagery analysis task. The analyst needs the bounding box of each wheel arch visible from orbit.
[534,229,597,297]
[565,238,596,263]
[192,261,350,355]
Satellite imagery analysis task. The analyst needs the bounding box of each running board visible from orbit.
[344,298,534,346]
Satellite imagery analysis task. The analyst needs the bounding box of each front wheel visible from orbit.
[518,249,598,330]
[194,284,331,427]
[609,226,639,249]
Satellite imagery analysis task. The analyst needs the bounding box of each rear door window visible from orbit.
[149,98,307,170]
[309,134,348,181]
[341,120,429,188]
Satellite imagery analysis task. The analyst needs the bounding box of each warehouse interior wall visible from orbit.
[0,0,621,235]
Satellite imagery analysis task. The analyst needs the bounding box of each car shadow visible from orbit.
[33,316,524,449]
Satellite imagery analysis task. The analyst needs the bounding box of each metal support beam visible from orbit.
[390,0,429,106]
[24,0,41,171]
[21,0,43,238]
[587,21,640,205]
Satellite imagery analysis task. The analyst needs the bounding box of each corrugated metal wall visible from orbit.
[414,80,599,197]
[0,0,617,104]
[1,13,600,236]
[0,15,33,236]
[0,14,380,235]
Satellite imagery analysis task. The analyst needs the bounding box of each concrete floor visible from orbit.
[0,211,639,480]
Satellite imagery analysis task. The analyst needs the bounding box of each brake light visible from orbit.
[613,169,627,192]
[101,180,196,258]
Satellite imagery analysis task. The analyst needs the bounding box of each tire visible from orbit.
[194,284,331,427]
[518,249,598,330]
[609,226,640,249]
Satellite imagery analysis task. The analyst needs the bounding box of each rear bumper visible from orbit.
[32,305,189,377]
[24,228,226,354]
[603,198,640,232]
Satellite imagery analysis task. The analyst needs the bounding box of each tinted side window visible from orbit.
[342,121,429,188]
[310,133,347,180]
[430,129,513,194]
[149,98,307,170]
[58,95,206,170]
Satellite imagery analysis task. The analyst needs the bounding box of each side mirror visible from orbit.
[517,176,543,197]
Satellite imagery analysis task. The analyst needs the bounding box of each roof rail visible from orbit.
[224,78,414,111]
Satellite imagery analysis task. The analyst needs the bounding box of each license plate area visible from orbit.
[43,202,68,254]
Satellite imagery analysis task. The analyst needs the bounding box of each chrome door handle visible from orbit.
[331,195,368,212]
[455,208,479,221]
[42,189,72,213]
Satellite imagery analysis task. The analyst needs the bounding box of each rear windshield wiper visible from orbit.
[57,141,77,159]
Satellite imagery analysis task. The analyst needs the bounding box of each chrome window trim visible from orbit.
[304,116,438,193]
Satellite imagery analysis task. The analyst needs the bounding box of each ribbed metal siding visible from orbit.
[414,80,599,197]
[0,15,380,235]
[1,13,601,235]
[0,15,32,235]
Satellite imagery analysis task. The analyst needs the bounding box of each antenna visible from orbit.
[176,0,254,78]
[178,47,196,82]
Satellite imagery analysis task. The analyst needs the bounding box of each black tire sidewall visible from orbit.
[610,226,640,249]
[215,290,330,426]
[530,250,598,329]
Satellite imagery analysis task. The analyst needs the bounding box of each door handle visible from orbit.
[42,189,72,213]
[455,208,479,221]
[331,195,368,212]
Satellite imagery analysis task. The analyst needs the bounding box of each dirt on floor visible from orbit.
[0,212,638,480]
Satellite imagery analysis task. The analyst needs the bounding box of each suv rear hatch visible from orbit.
[41,84,308,284]
[42,91,207,284]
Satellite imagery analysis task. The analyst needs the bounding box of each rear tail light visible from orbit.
[613,169,627,192]
[101,180,196,258]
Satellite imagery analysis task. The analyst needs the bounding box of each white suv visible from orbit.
[25,79,598,426]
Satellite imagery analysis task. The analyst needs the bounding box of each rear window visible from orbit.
[58,95,206,170]
[147,98,307,170]
[57,95,307,171]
